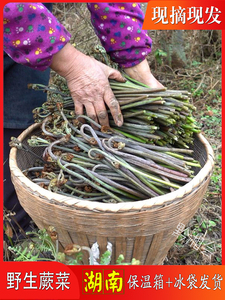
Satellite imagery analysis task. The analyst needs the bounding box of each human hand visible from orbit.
[50,43,126,127]
[124,59,164,89]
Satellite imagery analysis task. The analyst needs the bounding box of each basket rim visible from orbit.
[9,123,215,213]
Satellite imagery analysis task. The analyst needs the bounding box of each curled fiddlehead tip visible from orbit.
[101,125,113,134]
[56,102,64,111]
[64,244,81,256]
[88,137,98,145]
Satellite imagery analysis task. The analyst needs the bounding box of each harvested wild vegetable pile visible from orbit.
[21,73,202,203]
[32,73,200,148]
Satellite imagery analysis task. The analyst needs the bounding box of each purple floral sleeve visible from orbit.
[87,3,152,68]
[3,3,71,71]
[3,3,151,71]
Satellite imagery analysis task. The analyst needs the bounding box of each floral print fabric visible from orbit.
[3,3,152,70]
[3,3,71,70]
[87,3,152,68]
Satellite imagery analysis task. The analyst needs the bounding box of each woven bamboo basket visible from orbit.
[9,123,214,265]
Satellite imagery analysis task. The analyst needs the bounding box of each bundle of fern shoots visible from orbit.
[22,65,201,203]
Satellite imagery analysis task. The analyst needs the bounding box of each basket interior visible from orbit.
[11,126,212,265]
[17,128,46,171]
[16,127,207,175]
[190,135,207,173]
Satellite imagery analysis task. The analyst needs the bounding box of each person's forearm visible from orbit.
[87,3,152,68]
[50,43,79,76]
[3,2,71,71]
[124,59,164,89]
